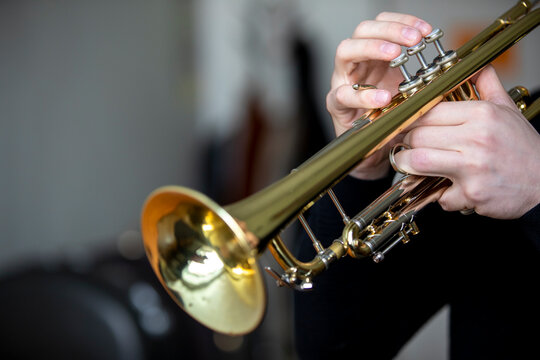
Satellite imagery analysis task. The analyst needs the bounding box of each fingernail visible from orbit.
[401,27,419,41]
[380,42,400,55]
[414,20,431,34]
[374,90,391,105]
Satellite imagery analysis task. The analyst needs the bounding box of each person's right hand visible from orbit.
[326,12,432,179]
[393,66,540,219]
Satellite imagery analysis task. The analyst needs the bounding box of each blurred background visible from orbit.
[0,0,538,359]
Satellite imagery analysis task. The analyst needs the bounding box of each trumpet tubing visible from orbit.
[141,1,540,335]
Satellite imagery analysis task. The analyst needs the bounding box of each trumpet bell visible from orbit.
[141,186,266,335]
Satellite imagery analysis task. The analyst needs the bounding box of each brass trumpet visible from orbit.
[141,1,540,335]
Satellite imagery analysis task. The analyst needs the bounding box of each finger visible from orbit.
[437,184,473,212]
[403,124,465,151]
[334,38,401,74]
[474,65,516,108]
[394,147,463,178]
[335,19,429,75]
[329,85,392,112]
[374,12,432,36]
[352,20,425,46]
[405,102,471,130]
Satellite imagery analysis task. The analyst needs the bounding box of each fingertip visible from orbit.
[414,20,432,36]
[393,149,415,175]
[401,26,422,44]
[373,89,392,107]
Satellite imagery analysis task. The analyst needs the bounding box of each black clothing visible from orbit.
[294,119,540,359]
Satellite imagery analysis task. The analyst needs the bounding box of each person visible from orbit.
[294,12,540,360]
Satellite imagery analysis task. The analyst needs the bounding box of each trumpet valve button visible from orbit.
[398,76,423,96]
[425,28,448,57]
[390,53,413,83]
[407,41,429,70]
[406,41,426,56]
[390,53,409,68]
[425,28,444,43]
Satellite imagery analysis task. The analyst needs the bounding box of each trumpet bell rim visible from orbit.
[141,185,266,335]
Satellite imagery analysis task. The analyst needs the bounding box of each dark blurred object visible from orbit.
[290,35,329,166]
[0,244,254,360]
[201,31,328,206]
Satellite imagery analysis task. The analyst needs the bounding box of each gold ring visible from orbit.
[352,84,377,91]
[389,143,412,175]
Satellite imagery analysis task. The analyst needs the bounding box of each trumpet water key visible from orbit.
[141,1,540,335]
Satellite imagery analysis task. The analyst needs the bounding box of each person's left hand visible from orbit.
[394,66,540,219]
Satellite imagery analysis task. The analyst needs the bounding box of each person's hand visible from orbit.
[326,13,432,179]
[394,66,540,219]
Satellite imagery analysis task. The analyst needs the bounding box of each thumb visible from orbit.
[474,65,515,108]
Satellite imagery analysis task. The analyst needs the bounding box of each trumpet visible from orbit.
[141,1,540,335]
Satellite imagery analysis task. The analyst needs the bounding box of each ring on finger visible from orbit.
[389,143,412,175]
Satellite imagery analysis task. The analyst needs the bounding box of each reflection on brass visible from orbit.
[352,83,377,91]
[141,1,540,336]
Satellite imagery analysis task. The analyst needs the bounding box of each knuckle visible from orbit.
[471,126,498,153]
[333,86,348,106]
[353,21,371,36]
[438,197,451,211]
[438,190,456,212]
[472,102,497,124]
[375,12,390,20]
[462,180,487,204]
[389,22,407,36]
[407,128,421,148]
[335,39,351,60]
[474,130,495,149]
[467,104,500,150]
[464,149,491,173]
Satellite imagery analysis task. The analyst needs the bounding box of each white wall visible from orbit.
[0,0,198,269]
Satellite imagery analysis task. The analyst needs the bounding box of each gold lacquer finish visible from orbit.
[141,1,539,335]
[141,186,265,335]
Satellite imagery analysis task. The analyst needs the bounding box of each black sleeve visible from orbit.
[517,203,540,251]
[521,98,540,251]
